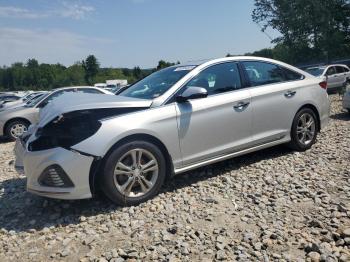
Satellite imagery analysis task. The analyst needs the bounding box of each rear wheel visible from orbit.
[101,141,166,206]
[5,120,29,141]
[288,108,318,151]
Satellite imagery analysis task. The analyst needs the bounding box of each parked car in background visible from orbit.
[343,86,350,114]
[0,94,21,104]
[14,57,330,206]
[0,92,48,112]
[305,64,350,93]
[0,86,112,140]
[0,91,46,110]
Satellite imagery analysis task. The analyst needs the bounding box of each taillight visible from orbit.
[319,81,327,89]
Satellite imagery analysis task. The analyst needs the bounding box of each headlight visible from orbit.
[28,110,102,151]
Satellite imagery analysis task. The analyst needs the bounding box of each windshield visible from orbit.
[119,66,196,99]
[306,67,325,76]
[25,93,48,107]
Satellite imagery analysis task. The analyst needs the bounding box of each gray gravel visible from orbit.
[0,95,349,261]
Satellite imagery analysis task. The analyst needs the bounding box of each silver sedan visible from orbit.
[15,57,330,206]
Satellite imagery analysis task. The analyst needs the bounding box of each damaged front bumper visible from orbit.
[15,138,95,200]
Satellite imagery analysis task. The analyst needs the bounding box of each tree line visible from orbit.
[0,56,180,91]
[0,56,153,91]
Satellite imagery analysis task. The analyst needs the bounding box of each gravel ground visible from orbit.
[0,95,349,262]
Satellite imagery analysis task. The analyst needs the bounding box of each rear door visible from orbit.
[241,61,304,145]
[335,66,347,86]
[326,66,338,89]
[343,66,350,78]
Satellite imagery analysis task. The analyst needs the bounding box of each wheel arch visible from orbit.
[90,133,174,196]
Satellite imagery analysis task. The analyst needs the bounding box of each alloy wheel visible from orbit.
[113,148,159,197]
[296,113,316,145]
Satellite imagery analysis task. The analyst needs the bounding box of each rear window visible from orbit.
[306,67,325,76]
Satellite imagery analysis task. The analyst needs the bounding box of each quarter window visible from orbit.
[282,68,304,81]
[184,62,242,96]
[242,61,285,86]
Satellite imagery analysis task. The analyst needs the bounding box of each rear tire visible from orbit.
[101,140,166,206]
[288,108,318,151]
[5,120,29,141]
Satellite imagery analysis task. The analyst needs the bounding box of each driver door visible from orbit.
[175,62,253,167]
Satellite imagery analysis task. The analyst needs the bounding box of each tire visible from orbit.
[101,140,166,206]
[288,108,318,151]
[5,120,29,141]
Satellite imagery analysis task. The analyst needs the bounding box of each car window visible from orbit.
[343,67,350,72]
[282,67,304,81]
[78,88,104,94]
[336,66,345,73]
[306,67,325,76]
[242,61,285,86]
[38,89,74,108]
[184,62,242,96]
[326,67,336,75]
[120,66,194,99]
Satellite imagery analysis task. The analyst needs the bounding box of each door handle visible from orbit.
[233,101,250,110]
[284,91,296,98]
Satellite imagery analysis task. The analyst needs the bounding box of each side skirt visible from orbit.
[174,137,289,174]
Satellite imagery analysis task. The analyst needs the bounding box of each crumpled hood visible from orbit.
[38,93,152,127]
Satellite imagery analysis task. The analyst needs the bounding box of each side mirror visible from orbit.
[176,86,208,103]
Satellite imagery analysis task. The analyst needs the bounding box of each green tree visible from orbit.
[82,55,99,85]
[132,66,142,79]
[252,0,350,64]
[156,60,180,70]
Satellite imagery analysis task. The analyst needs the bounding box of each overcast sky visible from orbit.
[0,0,279,68]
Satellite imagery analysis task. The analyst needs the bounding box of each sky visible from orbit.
[0,0,279,68]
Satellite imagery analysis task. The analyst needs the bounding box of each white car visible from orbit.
[0,86,112,140]
[306,64,350,92]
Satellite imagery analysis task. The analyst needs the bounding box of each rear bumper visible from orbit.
[15,140,94,200]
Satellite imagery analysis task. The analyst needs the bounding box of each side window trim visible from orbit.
[165,61,248,105]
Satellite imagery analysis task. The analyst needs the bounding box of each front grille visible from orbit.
[38,165,74,188]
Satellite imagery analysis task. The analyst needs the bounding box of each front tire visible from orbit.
[5,120,29,141]
[288,108,318,151]
[101,140,166,206]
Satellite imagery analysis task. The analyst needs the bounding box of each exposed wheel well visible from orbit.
[297,104,321,131]
[4,118,31,135]
[90,134,174,195]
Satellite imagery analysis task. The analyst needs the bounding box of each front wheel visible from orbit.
[5,120,29,141]
[288,108,318,151]
[101,141,166,206]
